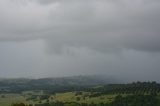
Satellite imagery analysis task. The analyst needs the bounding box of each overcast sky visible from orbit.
[0,0,160,81]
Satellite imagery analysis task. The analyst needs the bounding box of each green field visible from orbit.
[52,92,116,103]
[0,91,119,106]
[0,94,26,106]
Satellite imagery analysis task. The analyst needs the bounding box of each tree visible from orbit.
[11,103,26,106]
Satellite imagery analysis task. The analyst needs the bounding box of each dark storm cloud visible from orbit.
[0,0,160,52]
[0,0,160,81]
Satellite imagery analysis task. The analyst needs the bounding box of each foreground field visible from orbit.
[0,91,118,106]
[52,92,117,103]
[1,90,160,106]
[0,94,26,106]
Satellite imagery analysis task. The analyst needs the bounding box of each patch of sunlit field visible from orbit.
[51,92,117,104]
[0,91,137,106]
[0,94,27,106]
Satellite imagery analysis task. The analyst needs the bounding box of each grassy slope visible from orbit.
[52,92,116,104]
[0,94,26,106]
[0,91,45,106]
[1,91,160,106]
[0,92,117,106]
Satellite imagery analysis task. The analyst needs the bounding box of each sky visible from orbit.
[0,0,160,81]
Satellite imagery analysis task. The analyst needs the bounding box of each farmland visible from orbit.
[0,77,160,106]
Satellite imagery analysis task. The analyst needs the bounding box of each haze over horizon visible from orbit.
[0,0,160,82]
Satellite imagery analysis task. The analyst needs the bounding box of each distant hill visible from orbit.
[0,75,119,93]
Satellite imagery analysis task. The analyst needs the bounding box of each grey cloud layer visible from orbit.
[0,0,160,81]
[0,0,160,52]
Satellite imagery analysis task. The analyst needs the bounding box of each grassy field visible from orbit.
[0,91,119,106]
[0,91,47,106]
[52,92,116,104]
[1,91,157,106]
[0,94,26,106]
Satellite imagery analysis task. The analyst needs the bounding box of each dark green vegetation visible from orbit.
[0,77,160,106]
[0,76,115,93]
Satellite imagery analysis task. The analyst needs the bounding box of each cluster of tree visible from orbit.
[89,81,160,96]
[11,103,26,106]
[110,94,158,106]
[25,94,50,103]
